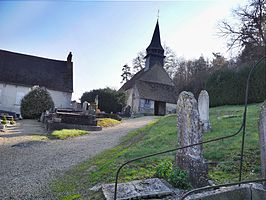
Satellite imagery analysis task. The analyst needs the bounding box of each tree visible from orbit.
[132,51,145,73]
[211,52,229,69]
[218,0,266,50]
[80,87,126,113]
[121,64,132,84]
[173,56,210,96]
[20,86,54,119]
[164,45,179,78]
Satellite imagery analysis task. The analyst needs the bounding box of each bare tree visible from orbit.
[164,45,179,78]
[219,0,266,50]
[132,51,145,73]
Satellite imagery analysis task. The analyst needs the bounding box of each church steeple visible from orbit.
[144,20,165,71]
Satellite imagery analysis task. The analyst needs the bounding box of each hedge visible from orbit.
[206,61,265,107]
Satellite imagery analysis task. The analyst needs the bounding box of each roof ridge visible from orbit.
[0,49,66,62]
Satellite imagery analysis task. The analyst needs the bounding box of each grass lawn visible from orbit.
[51,129,89,140]
[51,103,263,199]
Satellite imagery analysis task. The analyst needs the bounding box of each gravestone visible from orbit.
[259,100,266,185]
[95,95,99,110]
[176,91,208,187]
[198,90,211,132]
[82,101,89,111]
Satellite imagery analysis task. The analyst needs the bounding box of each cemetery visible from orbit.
[0,1,265,199]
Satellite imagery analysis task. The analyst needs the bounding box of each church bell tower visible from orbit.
[144,20,165,71]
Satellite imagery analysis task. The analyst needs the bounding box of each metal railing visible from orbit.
[114,56,266,200]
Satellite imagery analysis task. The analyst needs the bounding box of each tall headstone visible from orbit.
[95,95,99,110]
[82,101,89,111]
[259,100,266,185]
[198,90,211,132]
[176,91,208,187]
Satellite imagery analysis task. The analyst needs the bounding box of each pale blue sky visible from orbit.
[0,0,245,100]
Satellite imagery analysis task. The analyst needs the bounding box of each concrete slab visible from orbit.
[102,178,173,200]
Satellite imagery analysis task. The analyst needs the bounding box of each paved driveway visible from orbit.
[0,116,155,199]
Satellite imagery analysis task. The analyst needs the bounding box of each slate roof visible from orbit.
[146,20,164,52]
[0,49,73,92]
[119,69,146,91]
[119,65,177,104]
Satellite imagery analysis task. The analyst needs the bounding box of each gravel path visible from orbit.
[0,117,155,199]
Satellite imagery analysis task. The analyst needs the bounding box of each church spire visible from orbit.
[145,20,165,71]
[146,20,164,52]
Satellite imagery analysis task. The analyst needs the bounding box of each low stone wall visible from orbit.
[46,122,102,132]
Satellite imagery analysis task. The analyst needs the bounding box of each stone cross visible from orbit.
[198,90,211,132]
[176,91,208,187]
[259,100,266,185]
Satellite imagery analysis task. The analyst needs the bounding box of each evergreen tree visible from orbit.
[121,64,132,84]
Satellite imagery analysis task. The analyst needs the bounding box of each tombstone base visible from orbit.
[176,153,209,188]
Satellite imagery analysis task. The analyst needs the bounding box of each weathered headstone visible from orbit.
[259,100,266,185]
[198,90,211,132]
[95,95,99,110]
[82,101,89,111]
[40,112,45,123]
[176,91,208,188]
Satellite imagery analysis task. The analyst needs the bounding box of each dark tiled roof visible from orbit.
[137,80,177,104]
[119,69,146,91]
[139,64,174,86]
[0,49,73,92]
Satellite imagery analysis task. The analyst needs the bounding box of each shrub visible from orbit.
[168,167,191,189]
[1,115,7,125]
[20,87,54,119]
[51,129,89,139]
[155,159,173,178]
[81,87,126,113]
[155,159,191,189]
[97,118,121,127]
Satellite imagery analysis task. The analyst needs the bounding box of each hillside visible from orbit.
[51,103,263,199]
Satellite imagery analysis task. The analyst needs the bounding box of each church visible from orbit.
[119,21,177,116]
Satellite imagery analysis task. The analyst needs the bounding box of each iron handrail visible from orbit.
[113,56,266,200]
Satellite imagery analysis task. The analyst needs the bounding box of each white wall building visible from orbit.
[0,49,73,115]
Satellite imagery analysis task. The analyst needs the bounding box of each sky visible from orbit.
[0,0,246,101]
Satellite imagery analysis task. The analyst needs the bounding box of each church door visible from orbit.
[154,101,166,116]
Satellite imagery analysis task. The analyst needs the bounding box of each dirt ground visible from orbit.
[0,116,156,200]
[0,119,47,146]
